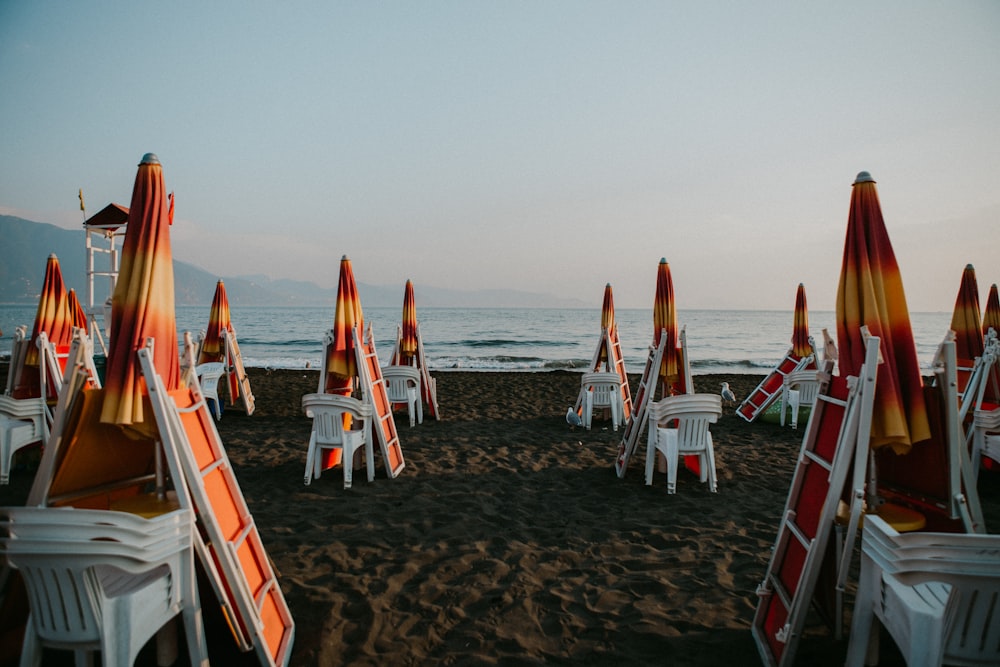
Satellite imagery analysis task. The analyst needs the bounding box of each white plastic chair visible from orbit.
[971,406,1000,480]
[845,514,1000,667]
[645,393,722,492]
[580,372,624,431]
[0,506,208,667]
[302,393,374,488]
[195,362,226,420]
[780,368,821,429]
[0,394,49,485]
[381,365,422,427]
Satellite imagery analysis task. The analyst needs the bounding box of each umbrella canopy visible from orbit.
[324,255,364,394]
[198,280,233,365]
[597,283,616,367]
[949,264,983,366]
[67,288,88,330]
[791,283,813,359]
[399,279,418,364]
[100,153,179,427]
[653,258,682,395]
[984,283,1000,339]
[15,254,74,397]
[26,254,74,364]
[835,172,930,454]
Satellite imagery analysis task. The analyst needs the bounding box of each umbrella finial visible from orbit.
[966,263,975,270]
[140,153,160,165]
[659,257,667,264]
[853,171,875,185]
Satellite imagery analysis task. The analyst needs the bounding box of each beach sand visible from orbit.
[1,367,997,666]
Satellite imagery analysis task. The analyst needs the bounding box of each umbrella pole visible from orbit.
[155,441,166,501]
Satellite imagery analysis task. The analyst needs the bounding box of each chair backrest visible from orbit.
[861,514,1000,664]
[302,393,372,446]
[195,362,227,386]
[648,393,722,450]
[581,372,622,408]
[381,365,421,402]
[785,369,822,404]
[5,326,30,396]
[0,507,193,644]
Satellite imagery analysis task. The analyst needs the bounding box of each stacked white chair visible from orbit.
[780,368,822,429]
[845,514,1000,667]
[381,365,422,427]
[0,506,208,667]
[580,372,625,431]
[645,393,722,493]
[194,362,227,420]
[302,393,374,488]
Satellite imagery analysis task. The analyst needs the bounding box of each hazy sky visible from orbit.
[2,2,998,311]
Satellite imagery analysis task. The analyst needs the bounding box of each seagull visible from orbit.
[566,407,584,429]
[720,382,737,406]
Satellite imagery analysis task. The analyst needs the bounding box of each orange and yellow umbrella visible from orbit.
[399,279,418,365]
[653,258,683,396]
[597,283,616,367]
[949,264,983,372]
[983,283,1000,339]
[67,288,88,331]
[198,280,233,365]
[198,280,240,403]
[835,172,929,454]
[100,153,179,427]
[15,254,74,398]
[325,255,364,394]
[791,283,813,360]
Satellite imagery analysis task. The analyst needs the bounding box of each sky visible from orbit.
[1,1,998,312]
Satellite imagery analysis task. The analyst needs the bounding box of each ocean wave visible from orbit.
[450,339,571,348]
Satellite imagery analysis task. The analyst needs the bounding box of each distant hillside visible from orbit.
[0,215,587,308]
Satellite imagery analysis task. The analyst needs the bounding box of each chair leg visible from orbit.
[343,444,354,489]
[790,389,801,429]
[365,439,375,483]
[845,556,880,667]
[705,440,718,493]
[666,438,679,494]
[645,429,657,486]
[304,434,317,485]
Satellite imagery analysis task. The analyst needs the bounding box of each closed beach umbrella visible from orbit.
[399,279,418,365]
[653,258,682,395]
[984,283,1000,339]
[949,264,983,367]
[835,171,930,454]
[791,283,813,360]
[325,255,364,394]
[198,280,233,365]
[982,283,1000,406]
[67,288,88,330]
[100,153,179,427]
[198,279,240,403]
[16,254,74,398]
[598,283,616,366]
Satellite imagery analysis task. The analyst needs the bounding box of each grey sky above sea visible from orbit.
[1,2,998,312]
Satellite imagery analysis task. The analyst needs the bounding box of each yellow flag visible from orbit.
[78,188,85,211]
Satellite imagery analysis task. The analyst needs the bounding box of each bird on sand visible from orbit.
[720,382,737,405]
[566,407,584,429]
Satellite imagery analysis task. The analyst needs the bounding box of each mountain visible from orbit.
[0,215,587,308]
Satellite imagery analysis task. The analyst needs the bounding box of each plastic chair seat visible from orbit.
[645,393,722,493]
[0,507,208,667]
[580,372,624,431]
[781,368,821,429]
[194,362,226,420]
[382,365,422,427]
[302,393,374,488]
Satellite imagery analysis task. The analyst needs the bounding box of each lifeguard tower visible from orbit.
[82,203,129,354]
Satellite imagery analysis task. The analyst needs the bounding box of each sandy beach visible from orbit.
[1,367,997,666]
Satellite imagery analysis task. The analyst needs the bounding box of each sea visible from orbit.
[0,305,954,376]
